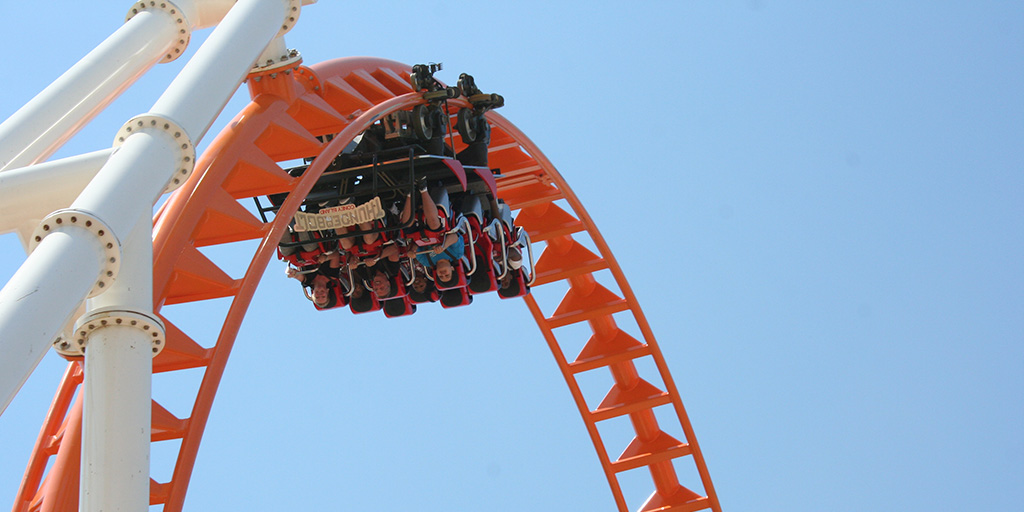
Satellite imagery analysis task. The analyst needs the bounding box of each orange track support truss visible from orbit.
[11,57,720,512]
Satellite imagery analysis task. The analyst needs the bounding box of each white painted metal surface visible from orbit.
[0,1,315,509]
[0,0,291,414]
[0,149,112,240]
[79,213,158,512]
[0,230,106,413]
[0,10,179,171]
[150,0,293,142]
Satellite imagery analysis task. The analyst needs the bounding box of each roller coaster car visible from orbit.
[457,195,502,295]
[347,284,381,314]
[490,207,534,300]
[309,278,348,311]
[276,230,330,268]
[288,264,349,311]
[263,69,533,314]
[382,296,416,318]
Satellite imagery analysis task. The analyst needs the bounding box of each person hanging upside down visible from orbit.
[286,251,342,309]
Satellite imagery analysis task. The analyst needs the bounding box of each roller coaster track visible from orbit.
[11,57,720,512]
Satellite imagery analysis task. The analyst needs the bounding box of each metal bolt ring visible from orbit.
[29,209,121,298]
[114,114,196,193]
[124,0,191,63]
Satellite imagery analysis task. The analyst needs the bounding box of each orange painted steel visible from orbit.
[11,57,718,512]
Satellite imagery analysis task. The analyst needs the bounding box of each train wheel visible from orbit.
[456,107,477,144]
[411,104,433,141]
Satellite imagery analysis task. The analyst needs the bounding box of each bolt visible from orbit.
[56,218,62,224]
[86,220,92,227]
[71,216,77,222]
[43,225,49,231]
[106,243,113,249]
[97,282,104,288]
[98,230,104,236]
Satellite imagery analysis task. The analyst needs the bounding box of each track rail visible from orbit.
[12,57,718,512]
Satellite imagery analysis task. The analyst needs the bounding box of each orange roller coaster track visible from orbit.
[12,57,720,512]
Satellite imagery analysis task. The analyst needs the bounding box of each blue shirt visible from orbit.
[416,236,465,267]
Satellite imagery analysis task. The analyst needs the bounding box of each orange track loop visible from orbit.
[13,57,718,512]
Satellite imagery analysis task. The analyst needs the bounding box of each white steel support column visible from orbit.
[0,0,293,417]
[79,213,160,512]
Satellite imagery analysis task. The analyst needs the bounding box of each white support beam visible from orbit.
[0,149,113,237]
[0,9,179,171]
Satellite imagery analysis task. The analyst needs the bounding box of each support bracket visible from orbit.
[55,307,166,358]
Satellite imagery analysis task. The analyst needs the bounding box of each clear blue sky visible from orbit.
[1,1,1022,511]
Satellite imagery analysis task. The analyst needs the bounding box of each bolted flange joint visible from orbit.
[55,308,166,358]
[29,209,121,298]
[251,48,303,77]
[114,114,196,193]
[125,0,192,63]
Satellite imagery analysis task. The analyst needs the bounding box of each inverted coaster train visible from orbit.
[0,1,720,511]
